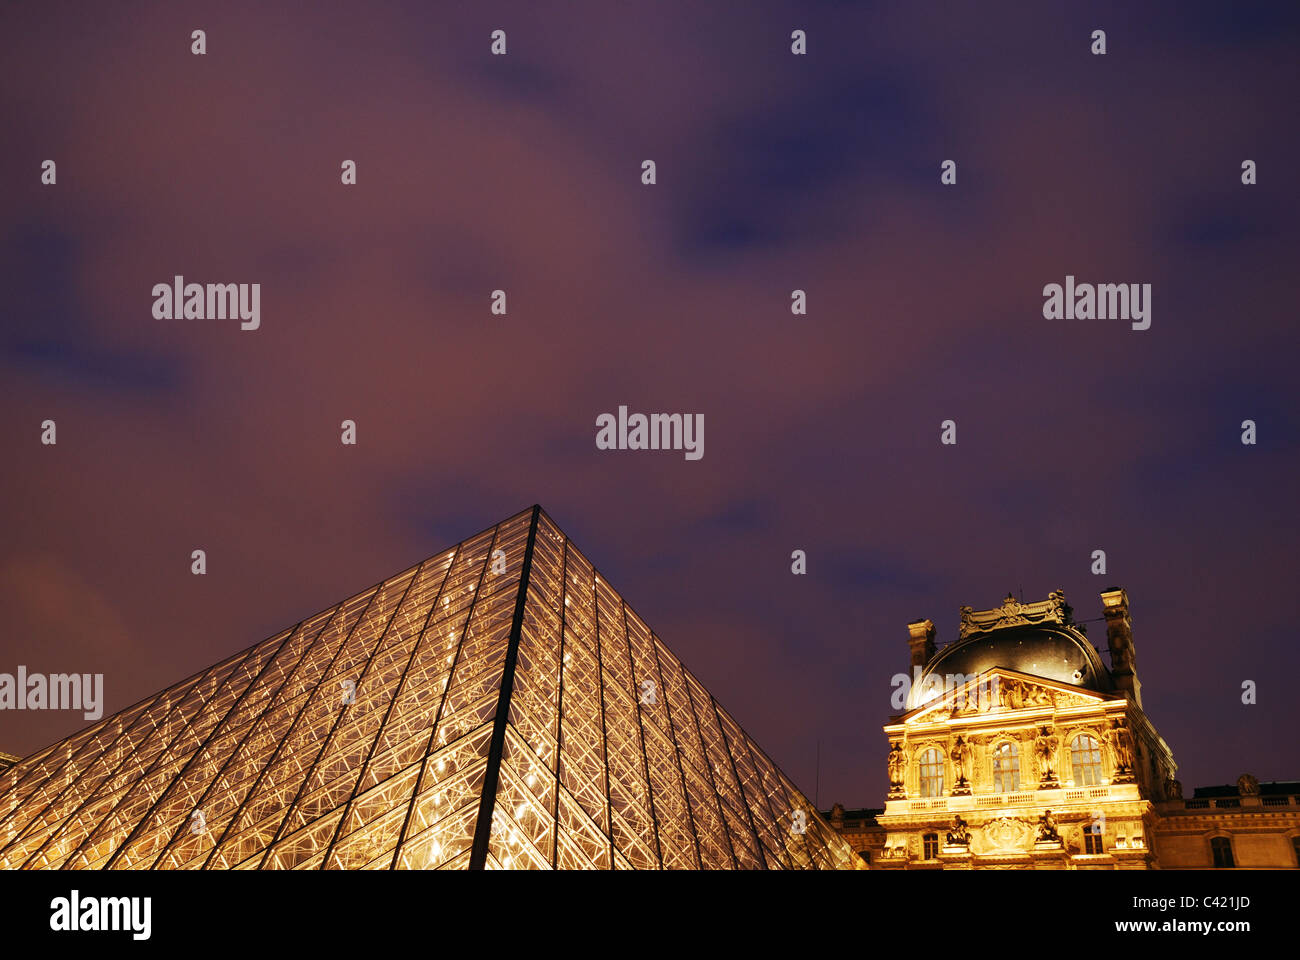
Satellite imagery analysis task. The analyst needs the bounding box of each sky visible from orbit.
[1,0,1297,809]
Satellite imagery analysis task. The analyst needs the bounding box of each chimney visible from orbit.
[907,619,936,670]
[1100,588,1141,707]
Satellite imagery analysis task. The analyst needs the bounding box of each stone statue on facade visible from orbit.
[887,742,906,794]
[1047,589,1072,624]
[1036,809,1060,843]
[950,735,972,794]
[1105,718,1135,782]
[946,815,971,846]
[1034,726,1060,786]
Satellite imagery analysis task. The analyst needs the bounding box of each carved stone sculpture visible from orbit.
[1105,718,1135,782]
[886,742,905,788]
[959,591,1076,639]
[1047,589,1072,624]
[1034,726,1060,786]
[1036,809,1060,843]
[946,815,971,846]
[1000,678,1025,710]
[1026,685,1053,707]
[950,735,972,794]
[982,817,1032,852]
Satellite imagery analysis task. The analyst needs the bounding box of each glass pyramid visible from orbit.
[0,506,860,870]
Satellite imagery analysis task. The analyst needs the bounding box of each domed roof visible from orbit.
[906,622,1111,711]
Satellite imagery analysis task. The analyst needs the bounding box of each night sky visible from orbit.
[2,1,1297,810]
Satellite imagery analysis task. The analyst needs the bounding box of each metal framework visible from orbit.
[0,506,859,870]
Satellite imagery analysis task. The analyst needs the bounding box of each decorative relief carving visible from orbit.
[953,687,977,715]
[1066,724,1101,745]
[908,673,1089,725]
[981,816,1032,852]
[912,740,941,759]
[998,678,1056,710]
[1052,690,1097,708]
[909,699,950,724]
[958,590,1073,640]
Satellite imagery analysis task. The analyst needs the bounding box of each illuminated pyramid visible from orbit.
[0,506,860,869]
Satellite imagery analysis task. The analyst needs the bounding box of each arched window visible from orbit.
[1071,734,1103,787]
[1083,820,1104,854]
[1211,836,1234,868]
[918,749,944,797]
[993,742,1020,792]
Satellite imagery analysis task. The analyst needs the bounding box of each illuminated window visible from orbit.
[1083,821,1103,854]
[918,749,945,797]
[923,833,939,859]
[1071,734,1103,787]
[993,742,1020,792]
[1211,836,1234,868]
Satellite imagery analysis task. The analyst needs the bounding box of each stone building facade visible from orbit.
[1152,777,1300,868]
[829,589,1300,869]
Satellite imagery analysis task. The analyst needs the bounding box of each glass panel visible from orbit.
[0,507,860,870]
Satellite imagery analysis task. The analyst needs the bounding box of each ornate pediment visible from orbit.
[959,590,1073,640]
[903,670,1107,726]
